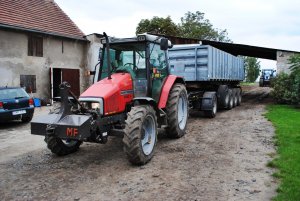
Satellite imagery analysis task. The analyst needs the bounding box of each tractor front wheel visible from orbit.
[166,83,188,138]
[45,136,82,156]
[123,105,157,165]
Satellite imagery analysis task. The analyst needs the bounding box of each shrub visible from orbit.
[271,73,292,104]
[271,54,300,105]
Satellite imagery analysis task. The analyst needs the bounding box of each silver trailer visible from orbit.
[168,44,245,118]
[168,44,244,81]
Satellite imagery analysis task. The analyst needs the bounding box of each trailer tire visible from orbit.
[204,93,217,118]
[226,89,234,110]
[236,88,242,106]
[45,136,82,156]
[123,105,157,165]
[217,85,229,109]
[165,83,188,138]
[232,88,238,107]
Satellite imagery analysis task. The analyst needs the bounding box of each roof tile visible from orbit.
[0,0,85,40]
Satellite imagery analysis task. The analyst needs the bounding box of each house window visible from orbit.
[28,35,43,57]
[20,75,37,93]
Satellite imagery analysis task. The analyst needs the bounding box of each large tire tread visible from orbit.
[45,136,82,156]
[217,85,229,109]
[165,83,188,138]
[226,89,234,110]
[204,93,217,118]
[236,88,242,106]
[123,105,157,165]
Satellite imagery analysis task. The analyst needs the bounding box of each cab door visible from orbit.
[149,43,168,102]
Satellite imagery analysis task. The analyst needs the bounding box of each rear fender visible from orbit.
[158,75,185,109]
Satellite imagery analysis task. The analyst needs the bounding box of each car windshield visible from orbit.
[0,88,29,99]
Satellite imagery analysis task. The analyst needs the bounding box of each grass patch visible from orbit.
[240,82,257,86]
[265,105,300,200]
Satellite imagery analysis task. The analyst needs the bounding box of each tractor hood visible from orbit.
[80,73,133,115]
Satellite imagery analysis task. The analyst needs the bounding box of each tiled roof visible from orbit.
[0,0,85,40]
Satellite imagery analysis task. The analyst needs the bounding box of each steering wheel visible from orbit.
[124,63,138,71]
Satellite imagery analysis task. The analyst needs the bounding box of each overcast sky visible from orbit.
[55,0,300,68]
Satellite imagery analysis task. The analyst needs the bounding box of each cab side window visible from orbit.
[149,44,167,70]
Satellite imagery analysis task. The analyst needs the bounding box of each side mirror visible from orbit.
[160,38,169,50]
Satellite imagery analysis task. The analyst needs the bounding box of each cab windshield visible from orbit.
[99,42,146,80]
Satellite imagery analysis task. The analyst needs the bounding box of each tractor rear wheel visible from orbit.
[123,105,157,165]
[165,83,188,138]
[45,136,82,156]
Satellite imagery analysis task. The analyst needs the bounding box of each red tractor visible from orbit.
[31,33,188,165]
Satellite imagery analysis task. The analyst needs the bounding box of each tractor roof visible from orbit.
[101,33,172,47]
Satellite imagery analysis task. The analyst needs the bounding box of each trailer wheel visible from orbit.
[232,88,238,107]
[204,93,217,118]
[45,136,82,156]
[226,89,234,110]
[123,105,157,165]
[165,83,188,138]
[217,85,229,109]
[236,88,242,106]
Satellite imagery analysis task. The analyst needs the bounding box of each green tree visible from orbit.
[244,57,260,82]
[179,11,230,42]
[135,11,230,42]
[288,54,300,104]
[289,54,300,75]
[135,16,179,36]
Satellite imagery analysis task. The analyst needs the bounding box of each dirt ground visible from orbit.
[0,86,277,201]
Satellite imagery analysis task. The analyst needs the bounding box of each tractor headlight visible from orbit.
[79,97,104,115]
[91,102,100,110]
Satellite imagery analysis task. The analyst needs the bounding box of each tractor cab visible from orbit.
[259,69,276,87]
[94,34,172,102]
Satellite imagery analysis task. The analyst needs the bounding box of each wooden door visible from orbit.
[61,69,80,97]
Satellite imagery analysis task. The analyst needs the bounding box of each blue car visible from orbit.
[0,87,35,122]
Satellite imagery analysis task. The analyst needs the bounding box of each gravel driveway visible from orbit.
[0,86,277,201]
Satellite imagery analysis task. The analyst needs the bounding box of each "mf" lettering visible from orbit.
[66,128,78,137]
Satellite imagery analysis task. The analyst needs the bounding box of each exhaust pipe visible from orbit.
[103,32,112,80]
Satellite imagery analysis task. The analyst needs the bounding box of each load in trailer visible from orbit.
[31,33,244,165]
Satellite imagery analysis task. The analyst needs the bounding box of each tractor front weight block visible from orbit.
[31,114,93,141]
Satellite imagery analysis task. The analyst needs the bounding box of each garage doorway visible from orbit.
[50,68,80,103]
